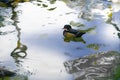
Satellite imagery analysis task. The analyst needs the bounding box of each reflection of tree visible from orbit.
[10,27,27,66]
[10,8,27,65]
[106,7,120,39]
[110,23,120,39]
[11,26,27,59]
[107,15,120,39]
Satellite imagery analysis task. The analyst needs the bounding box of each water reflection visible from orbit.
[0,30,15,35]
[62,0,112,20]
[10,26,27,60]
[11,10,27,59]
[0,0,120,80]
[10,9,30,80]
[10,8,28,77]
[107,10,120,39]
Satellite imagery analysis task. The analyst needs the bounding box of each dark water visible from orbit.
[0,0,120,80]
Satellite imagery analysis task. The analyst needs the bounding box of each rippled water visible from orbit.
[0,0,120,80]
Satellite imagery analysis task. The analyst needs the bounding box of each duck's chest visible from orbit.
[63,30,76,38]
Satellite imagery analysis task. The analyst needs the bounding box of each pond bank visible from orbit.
[64,51,120,80]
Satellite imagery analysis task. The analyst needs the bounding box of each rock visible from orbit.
[0,16,4,21]
[64,51,120,80]
[0,0,13,3]
[108,0,120,3]
[0,68,16,77]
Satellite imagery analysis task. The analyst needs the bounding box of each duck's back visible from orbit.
[70,29,85,37]
[69,29,78,34]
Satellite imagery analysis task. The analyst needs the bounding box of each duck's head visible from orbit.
[63,25,72,31]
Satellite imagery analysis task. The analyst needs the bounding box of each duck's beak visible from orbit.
[62,27,65,29]
[62,28,67,30]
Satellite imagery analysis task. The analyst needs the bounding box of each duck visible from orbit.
[63,25,86,38]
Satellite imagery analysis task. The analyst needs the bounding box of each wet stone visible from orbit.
[0,68,16,77]
[0,0,13,3]
[0,16,4,21]
[64,51,120,80]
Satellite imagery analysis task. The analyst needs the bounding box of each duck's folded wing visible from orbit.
[76,31,85,37]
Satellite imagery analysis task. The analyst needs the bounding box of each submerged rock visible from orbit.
[64,51,120,80]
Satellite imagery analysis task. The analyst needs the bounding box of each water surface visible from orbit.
[0,0,120,80]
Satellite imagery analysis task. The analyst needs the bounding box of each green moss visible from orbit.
[42,4,48,7]
[37,0,42,2]
[113,65,120,80]
[0,22,4,27]
[118,33,120,39]
[93,61,97,65]
[87,44,100,50]
[79,27,96,33]
[47,7,57,11]
[49,0,56,4]
[0,16,4,27]
[88,53,97,59]
[70,21,85,27]
[0,74,28,80]
[0,2,7,7]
